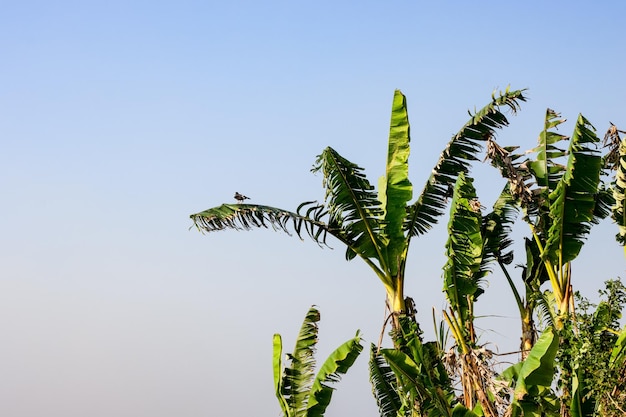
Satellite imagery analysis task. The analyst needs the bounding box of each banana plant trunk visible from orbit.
[386,277,406,335]
[521,311,536,360]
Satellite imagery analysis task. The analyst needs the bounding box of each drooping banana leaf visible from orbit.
[481,184,519,269]
[312,147,388,262]
[406,87,526,238]
[481,185,531,334]
[535,290,557,329]
[191,203,327,241]
[306,332,363,417]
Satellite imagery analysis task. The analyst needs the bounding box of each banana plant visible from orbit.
[273,306,363,417]
[440,172,520,416]
[190,88,526,330]
[486,109,612,325]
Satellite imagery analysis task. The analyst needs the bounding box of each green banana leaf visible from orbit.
[378,89,413,277]
[191,203,327,241]
[273,334,292,417]
[501,327,559,417]
[544,114,607,265]
[306,332,363,417]
[406,87,526,238]
[273,306,362,417]
[443,172,484,332]
[284,307,320,415]
[610,135,626,245]
[380,319,456,417]
[609,325,626,368]
[570,368,595,417]
[369,344,404,417]
[481,184,518,269]
[312,146,388,268]
[527,109,568,192]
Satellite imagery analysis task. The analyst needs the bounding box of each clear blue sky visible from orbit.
[2,2,625,416]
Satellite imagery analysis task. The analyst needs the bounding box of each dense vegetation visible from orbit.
[191,90,626,417]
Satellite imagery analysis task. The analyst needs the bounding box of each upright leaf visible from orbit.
[283,307,321,416]
[443,172,484,334]
[379,90,413,276]
[544,114,607,265]
[527,109,568,192]
[273,334,292,417]
[274,307,362,417]
[570,368,595,417]
[610,135,626,245]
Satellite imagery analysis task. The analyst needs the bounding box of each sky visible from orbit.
[2,1,626,416]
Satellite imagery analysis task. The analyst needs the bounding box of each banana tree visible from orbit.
[191,89,526,332]
[440,172,519,416]
[486,109,612,326]
[273,306,363,417]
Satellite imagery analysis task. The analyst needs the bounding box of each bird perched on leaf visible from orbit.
[234,192,250,203]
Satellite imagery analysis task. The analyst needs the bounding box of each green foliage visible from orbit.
[369,344,404,417]
[273,306,363,417]
[373,318,462,417]
[379,90,413,277]
[191,88,527,322]
[501,327,560,417]
[443,173,484,343]
[556,280,626,416]
[192,90,626,417]
[487,108,613,326]
[603,124,626,246]
[406,88,526,238]
[543,114,610,266]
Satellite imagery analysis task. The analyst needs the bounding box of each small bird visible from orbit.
[234,192,250,203]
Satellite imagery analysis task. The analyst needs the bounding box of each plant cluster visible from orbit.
[191,89,626,417]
